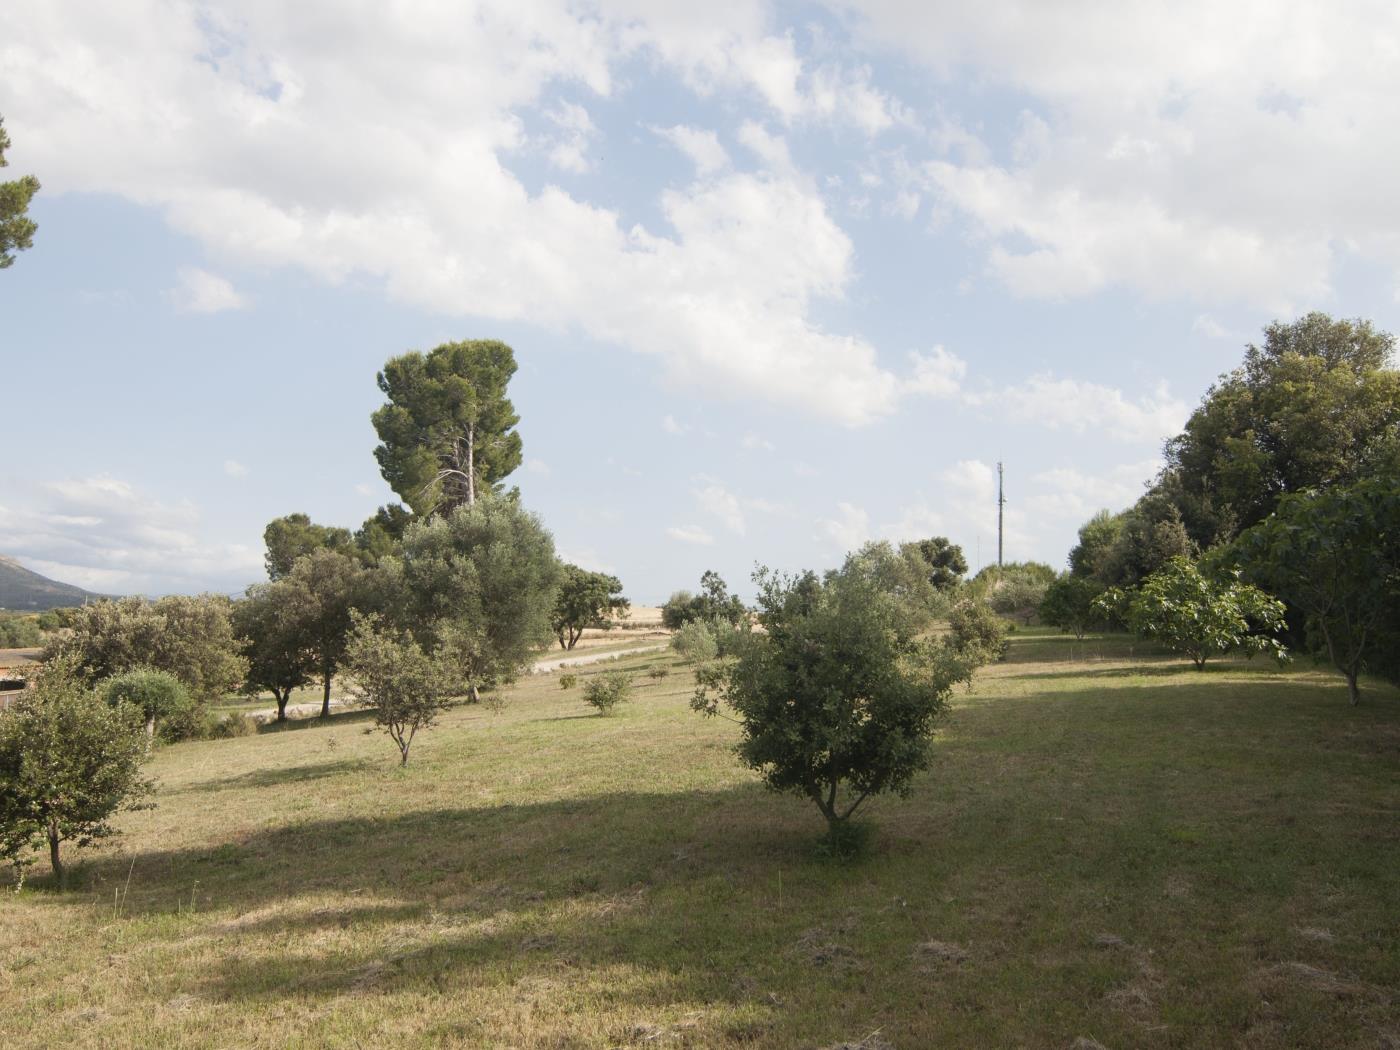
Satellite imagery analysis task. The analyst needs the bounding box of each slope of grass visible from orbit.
[1,633,1396,1048]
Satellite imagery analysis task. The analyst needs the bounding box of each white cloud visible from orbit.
[0,476,263,595]
[662,414,689,436]
[741,432,775,451]
[820,501,870,551]
[904,345,966,399]
[1192,314,1231,340]
[1026,460,1160,521]
[223,459,249,478]
[354,483,375,496]
[969,376,1187,445]
[525,457,552,476]
[846,1,1400,309]
[2,3,917,427]
[545,100,597,174]
[169,267,246,313]
[666,524,715,546]
[655,124,730,176]
[693,478,746,535]
[737,120,795,173]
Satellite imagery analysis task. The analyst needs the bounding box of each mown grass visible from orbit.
[1,631,1396,1048]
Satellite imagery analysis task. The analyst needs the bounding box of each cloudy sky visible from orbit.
[4,1,1400,601]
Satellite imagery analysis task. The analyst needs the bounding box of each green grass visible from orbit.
[2,631,1397,1048]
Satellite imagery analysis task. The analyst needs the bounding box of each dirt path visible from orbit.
[530,644,666,675]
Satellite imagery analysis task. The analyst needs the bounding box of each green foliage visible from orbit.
[946,599,1009,664]
[1096,557,1287,670]
[581,670,633,716]
[0,614,41,648]
[660,571,747,630]
[0,116,39,269]
[209,712,258,739]
[647,667,669,682]
[101,668,193,738]
[1228,478,1400,703]
[905,536,968,591]
[1039,575,1108,640]
[392,497,561,697]
[693,565,971,837]
[558,673,577,690]
[987,566,1052,625]
[354,503,414,564]
[343,613,457,765]
[50,595,246,702]
[670,619,718,664]
[371,340,524,516]
[263,513,355,580]
[36,607,78,632]
[280,549,365,716]
[551,564,628,650]
[0,657,152,888]
[232,578,318,722]
[841,541,946,629]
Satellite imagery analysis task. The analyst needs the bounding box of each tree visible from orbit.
[233,580,318,722]
[1228,479,1400,704]
[660,572,747,630]
[945,598,1008,664]
[1096,557,1287,670]
[670,619,719,663]
[692,565,970,845]
[0,116,39,269]
[372,340,524,516]
[551,564,628,650]
[282,550,365,718]
[1039,575,1107,640]
[987,565,1052,625]
[343,613,456,765]
[904,536,967,591]
[101,668,194,739]
[0,614,41,648]
[354,503,414,564]
[841,541,944,629]
[581,671,633,716]
[0,657,152,889]
[393,497,560,702]
[660,590,696,630]
[1069,509,1125,580]
[50,595,246,702]
[263,513,355,580]
[1167,314,1400,548]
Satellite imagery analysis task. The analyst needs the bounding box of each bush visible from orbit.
[0,615,41,648]
[101,668,194,738]
[210,712,258,738]
[1039,575,1108,640]
[946,599,1009,663]
[582,671,633,715]
[558,672,578,690]
[647,667,670,682]
[155,700,217,743]
[671,620,718,663]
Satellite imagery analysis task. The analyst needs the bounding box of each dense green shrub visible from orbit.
[558,672,578,690]
[0,615,41,648]
[671,620,719,663]
[1039,576,1108,639]
[582,671,633,715]
[102,668,194,739]
[946,599,1009,663]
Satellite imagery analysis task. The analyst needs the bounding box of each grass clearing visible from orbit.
[1,630,1397,1048]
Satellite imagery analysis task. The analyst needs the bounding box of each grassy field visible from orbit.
[1,630,1396,1048]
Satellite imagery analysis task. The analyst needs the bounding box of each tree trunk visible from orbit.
[321,670,332,718]
[1347,670,1360,705]
[145,714,156,738]
[276,689,289,722]
[48,825,63,891]
[467,683,480,705]
[466,423,475,506]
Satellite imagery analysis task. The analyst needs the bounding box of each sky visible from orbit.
[4,1,1400,603]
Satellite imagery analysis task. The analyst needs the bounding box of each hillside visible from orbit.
[0,554,103,610]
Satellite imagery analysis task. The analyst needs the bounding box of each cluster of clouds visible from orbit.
[0,477,263,595]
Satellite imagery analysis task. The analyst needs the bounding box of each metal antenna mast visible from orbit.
[997,461,1005,569]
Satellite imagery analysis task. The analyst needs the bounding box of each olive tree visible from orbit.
[693,565,971,848]
[101,668,193,739]
[0,657,153,888]
[393,497,560,702]
[1096,557,1287,670]
[233,580,318,722]
[342,613,457,765]
[1229,479,1400,704]
[1039,575,1107,640]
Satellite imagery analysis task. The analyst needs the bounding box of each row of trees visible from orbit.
[1049,314,1400,701]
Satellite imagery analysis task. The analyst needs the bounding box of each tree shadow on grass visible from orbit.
[168,757,377,795]
[255,707,379,734]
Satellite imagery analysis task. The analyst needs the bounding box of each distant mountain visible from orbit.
[0,556,105,611]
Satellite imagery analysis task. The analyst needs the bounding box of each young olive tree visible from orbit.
[693,566,971,847]
[1229,479,1400,703]
[582,671,633,716]
[232,579,318,722]
[1096,557,1287,670]
[0,657,153,888]
[343,613,457,765]
[945,599,1009,664]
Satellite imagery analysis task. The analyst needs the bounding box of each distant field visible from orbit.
[1,630,1396,1048]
